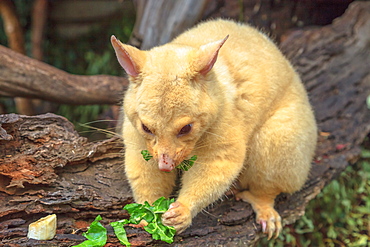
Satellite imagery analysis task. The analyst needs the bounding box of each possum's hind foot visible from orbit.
[235,190,282,239]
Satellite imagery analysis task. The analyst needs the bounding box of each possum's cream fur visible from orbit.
[111,19,317,239]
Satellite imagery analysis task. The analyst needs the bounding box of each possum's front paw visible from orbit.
[162,201,191,233]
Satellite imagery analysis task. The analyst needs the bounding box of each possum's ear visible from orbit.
[111,35,146,77]
[194,35,228,76]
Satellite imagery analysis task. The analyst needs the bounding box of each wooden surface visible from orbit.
[0,1,369,246]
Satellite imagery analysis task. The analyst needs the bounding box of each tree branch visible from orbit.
[0,45,128,105]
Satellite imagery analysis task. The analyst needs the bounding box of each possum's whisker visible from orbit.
[203,130,225,140]
[79,123,121,138]
[200,208,218,218]
[192,138,244,151]
[78,123,144,149]
[83,119,119,125]
[192,161,208,166]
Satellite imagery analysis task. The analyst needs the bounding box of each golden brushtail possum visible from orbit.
[111,19,317,239]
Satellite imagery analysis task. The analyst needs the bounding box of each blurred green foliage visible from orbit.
[43,5,134,131]
[259,144,370,246]
[0,1,134,136]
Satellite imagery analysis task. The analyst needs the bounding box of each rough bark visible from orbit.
[0,45,128,105]
[207,0,354,42]
[0,1,369,246]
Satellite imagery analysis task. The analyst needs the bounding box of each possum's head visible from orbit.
[111,35,227,172]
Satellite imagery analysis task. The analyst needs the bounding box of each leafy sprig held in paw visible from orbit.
[73,197,176,247]
[141,150,197,171]
[124,197,176,243]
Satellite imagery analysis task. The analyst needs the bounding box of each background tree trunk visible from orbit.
[31,0,48,61]
[0,1,369,246]
[129,0,210,49]
[0,0,35,115]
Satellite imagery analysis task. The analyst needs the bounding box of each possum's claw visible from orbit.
[258,210,281,240]
[260,220,267,233]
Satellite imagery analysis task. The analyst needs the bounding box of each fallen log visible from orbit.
[0,1,369,246]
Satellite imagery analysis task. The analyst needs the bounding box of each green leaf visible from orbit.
[361,148,370,158]
[110,220,131,247]
[73,215,107,247]
[327,225,337,239]
[366,95,370,109]
[125,197,176,243]
[151,197,175,213]
[124,201,155,224]
[351,234,369,245]
[141,150,153,161]
[144,222,176,244]
[356,206,370,214]
[177,155,197,171]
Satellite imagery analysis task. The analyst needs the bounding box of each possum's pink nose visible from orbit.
[158,153,175,172]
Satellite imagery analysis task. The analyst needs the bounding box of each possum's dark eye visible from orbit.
[142,124,153,135]
[178,124,192,136]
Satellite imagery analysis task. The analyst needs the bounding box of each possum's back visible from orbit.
[171,19,282,65]
[171,19,295,104]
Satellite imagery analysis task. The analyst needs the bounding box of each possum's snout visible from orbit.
[158,153,175,172]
